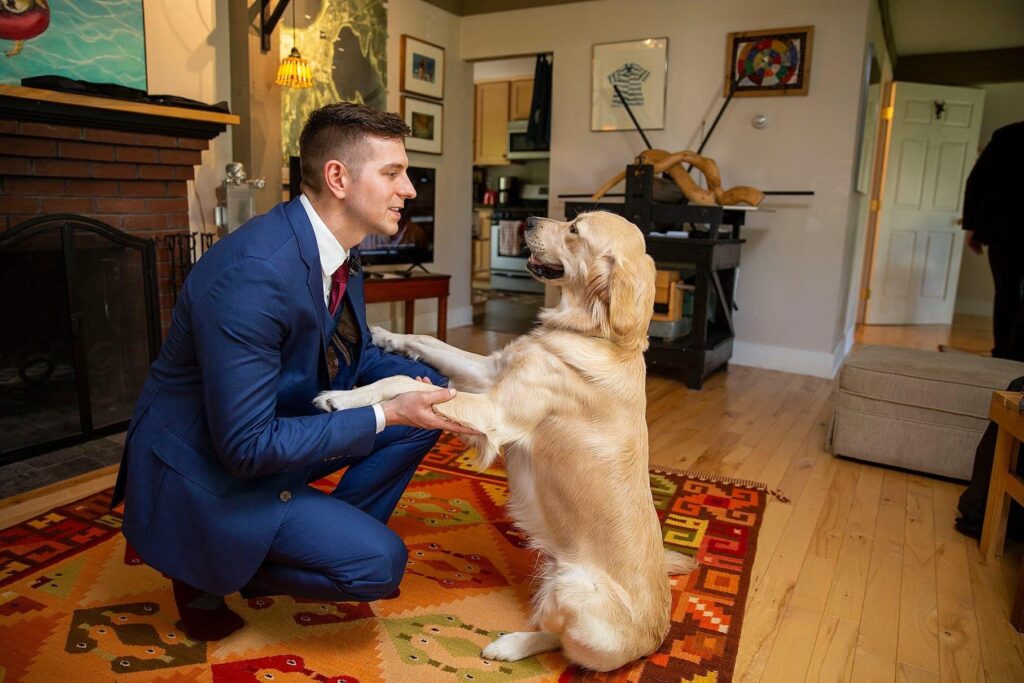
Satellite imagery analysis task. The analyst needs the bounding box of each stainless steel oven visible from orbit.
[490,206,543,293]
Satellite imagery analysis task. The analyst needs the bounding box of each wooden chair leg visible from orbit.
[979,428,1015,561]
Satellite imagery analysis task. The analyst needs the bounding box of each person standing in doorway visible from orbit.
[962,120,1024,361]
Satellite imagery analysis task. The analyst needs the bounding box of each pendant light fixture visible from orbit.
[275,1,312,89]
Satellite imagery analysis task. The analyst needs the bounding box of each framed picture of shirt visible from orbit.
[591,38,668,132]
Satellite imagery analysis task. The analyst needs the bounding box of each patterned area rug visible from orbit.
[0,434,768,682]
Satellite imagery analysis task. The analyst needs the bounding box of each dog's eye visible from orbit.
[569,225,578,234]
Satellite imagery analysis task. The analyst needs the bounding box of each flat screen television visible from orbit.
[289,157,435,268]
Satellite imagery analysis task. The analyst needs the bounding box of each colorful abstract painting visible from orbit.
[0,0,146,90]
[281,0,387,159]
[725,26,814,97]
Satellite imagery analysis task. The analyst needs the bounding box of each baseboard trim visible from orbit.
[731,341,840,379]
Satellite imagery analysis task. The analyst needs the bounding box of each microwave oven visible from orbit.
[507,120,549,161]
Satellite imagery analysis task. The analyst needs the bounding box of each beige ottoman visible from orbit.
[828,345,1024,480]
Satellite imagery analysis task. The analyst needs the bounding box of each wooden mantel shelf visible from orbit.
[0,84,239,139]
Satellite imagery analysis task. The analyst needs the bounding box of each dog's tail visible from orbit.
[664,550,697,575]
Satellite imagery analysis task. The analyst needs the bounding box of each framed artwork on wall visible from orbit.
[0,0,147,90]
[401,34,444,100]
[591,37,668,131]
[724,25,814,97]
[402,96,443,155]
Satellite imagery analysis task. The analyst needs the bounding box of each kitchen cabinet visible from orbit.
[509,78,534,121]
[474,81,510,166]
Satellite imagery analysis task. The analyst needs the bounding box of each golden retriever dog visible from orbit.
[315,211,696,671]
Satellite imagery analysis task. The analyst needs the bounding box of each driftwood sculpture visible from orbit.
[591,149,765,207]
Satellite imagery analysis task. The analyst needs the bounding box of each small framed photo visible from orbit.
[401,35,445,100]
[591,37,668,132]
[725,26,814,97]
[402,96,443,155]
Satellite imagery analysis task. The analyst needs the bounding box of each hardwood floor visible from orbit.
[4,316,1022,680]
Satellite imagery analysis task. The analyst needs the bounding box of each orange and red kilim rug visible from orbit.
[0,434,768,682]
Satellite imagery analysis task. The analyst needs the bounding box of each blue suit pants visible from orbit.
[240,425,440,601]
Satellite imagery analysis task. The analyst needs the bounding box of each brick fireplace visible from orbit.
[1,87,235,331]
[0,85,236,462]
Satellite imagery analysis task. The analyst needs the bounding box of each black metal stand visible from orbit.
[401,262,431,277]
[565,164,746,389]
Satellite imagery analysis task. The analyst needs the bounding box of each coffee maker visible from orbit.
[497,176,519,206]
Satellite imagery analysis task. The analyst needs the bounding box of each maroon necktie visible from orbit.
[328,260,349,316]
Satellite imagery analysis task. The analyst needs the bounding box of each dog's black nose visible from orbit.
[525,216,539,232]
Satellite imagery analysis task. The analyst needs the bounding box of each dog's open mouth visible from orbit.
[527,254,565,279]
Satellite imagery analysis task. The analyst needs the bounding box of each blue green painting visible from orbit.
[0,1,147,91]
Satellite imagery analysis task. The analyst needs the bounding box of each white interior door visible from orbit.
[865,82,985,325]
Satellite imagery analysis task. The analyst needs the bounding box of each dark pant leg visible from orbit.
[988,240,1024,361]
[243,426,439,601]
[325,425,440,524]
[242,490,408,602]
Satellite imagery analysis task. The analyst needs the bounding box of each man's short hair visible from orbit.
[299,103,410,192]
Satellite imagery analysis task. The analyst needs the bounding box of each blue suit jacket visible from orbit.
[112,198,443,594]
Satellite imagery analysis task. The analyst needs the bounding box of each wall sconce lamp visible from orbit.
[261,0,313,89]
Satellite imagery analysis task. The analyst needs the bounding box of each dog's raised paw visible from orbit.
[313,391,355,412]
[370,326,399,352]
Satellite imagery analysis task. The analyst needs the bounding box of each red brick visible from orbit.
[121,213,170,230]
[7,137,57,157]
[0,119,17,135]
[177,137,210,150]
[146,197,188,213]
[115,146,160,164]
[120,180,169,197]
[0,155,31,175]
[92,162,138,179]
[82,128,137,145]
[18,122,82,140]
[135,132,180,149]
[4,196,41,213]
[66,179,119,196]
[7,213,37,228]
[45,197,94,213]
[159,149,203,166]
[172,166,196,181]
[60,141,115,162]
[34,158,91,177]
[139,165,175,180]
[6,177,65,195]
[166,181,187,197]
[94,197,148,213]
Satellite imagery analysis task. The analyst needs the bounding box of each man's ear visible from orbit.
[322,159,349,199]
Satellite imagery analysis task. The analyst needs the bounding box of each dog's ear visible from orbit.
[609,252,656,348]
[586,252,656,347]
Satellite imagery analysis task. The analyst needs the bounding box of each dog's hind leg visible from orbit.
[481,631,561,662]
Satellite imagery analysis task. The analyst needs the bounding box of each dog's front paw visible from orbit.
[370,326,401,352]
[314,390,358,412]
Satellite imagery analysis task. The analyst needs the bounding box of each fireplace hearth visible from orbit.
[0,215,160,465]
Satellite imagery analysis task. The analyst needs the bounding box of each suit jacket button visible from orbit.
[279,490,292,502]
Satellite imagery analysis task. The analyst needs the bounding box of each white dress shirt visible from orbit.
[300,194,386,434]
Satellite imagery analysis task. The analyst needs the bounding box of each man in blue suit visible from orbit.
[112,103,474,641]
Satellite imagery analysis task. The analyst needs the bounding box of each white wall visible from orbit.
[461,0,872,377]
[143,0,233,237]
[954,81,1024,316]
[376,0,475,332]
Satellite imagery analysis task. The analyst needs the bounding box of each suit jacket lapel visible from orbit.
[284,198,332,349]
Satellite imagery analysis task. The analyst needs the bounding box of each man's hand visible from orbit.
[381,386,482,436]
[966,229,984,255]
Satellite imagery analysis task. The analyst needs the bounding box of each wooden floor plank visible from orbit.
[898,476,941,674]
[805,615,859,682]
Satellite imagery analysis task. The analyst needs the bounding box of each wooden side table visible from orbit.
[363,273,450,341]
[978,390,1024,631]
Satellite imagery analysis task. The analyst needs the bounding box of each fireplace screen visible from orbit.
[0,215,159,463]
